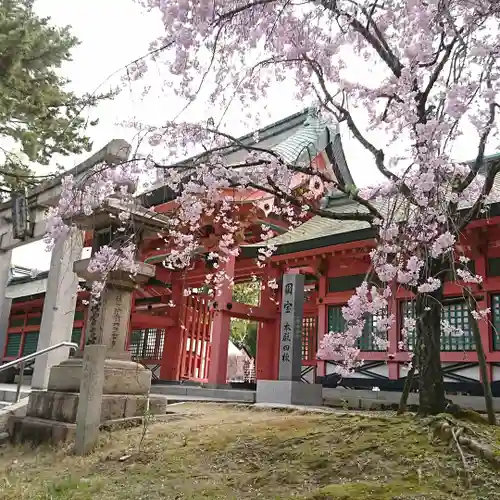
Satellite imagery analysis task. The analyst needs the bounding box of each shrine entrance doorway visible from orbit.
[301,306,319,383]
[178,294,213,382]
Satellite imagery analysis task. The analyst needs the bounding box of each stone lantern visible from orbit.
[12,182,173,442]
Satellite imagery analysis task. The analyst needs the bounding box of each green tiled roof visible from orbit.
[273,113,329,164]
[255,199,373,247]
[243,172,500,256]
[142,108,355,207]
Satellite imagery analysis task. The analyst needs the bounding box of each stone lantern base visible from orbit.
[8,358,167,445]
[47,357,151,394]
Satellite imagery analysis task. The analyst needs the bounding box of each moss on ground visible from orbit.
[0,404,499,499]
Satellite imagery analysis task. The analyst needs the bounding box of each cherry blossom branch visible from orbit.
[456,56,497,193]
[320,0,402,77]
[458,160,500,230]
[257,177,377,223]
[213,0,277,27]
[418,33,462,112]
[192,124,385,221]
[303,55,407,192]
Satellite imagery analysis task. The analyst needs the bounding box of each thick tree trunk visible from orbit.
[416,281,446,416]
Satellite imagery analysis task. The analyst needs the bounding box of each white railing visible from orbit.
[0,341,79,403]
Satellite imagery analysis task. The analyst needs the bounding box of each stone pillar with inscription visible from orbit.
[255,273,323,407]
[9,182,173,445]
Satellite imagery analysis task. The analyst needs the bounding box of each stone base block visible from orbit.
[8,413,159,446]
[9,416,76,446]
[26,390,167,423]
[48,358,151,394]
[256,380,323,406]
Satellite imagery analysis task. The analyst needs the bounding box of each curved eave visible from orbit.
[140,110,312,208]
[241,201,500,259]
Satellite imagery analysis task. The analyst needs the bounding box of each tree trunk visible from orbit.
[398,321,421,415]
[416,280,446,416]
[465,292,496,425]
[397,360,416,415]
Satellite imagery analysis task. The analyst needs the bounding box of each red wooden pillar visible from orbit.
[477,296,492,382]
[160,279,184,381]
[207,256,235,385]
[387,293,399,380]
[256,267,280,380]
[474,249,493,382]
[316,273,328,377]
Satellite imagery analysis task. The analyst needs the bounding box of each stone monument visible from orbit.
[256,273,323,406]
[9,181,173,444]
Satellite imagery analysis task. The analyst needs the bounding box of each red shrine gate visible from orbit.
[127,289,319,385]
[128,293,213,382]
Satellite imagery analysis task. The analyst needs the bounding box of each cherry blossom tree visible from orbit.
[46,1,500,418]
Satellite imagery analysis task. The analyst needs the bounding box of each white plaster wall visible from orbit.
[325,362,388,379]
[441,362,480,382]
[301,364,316,383]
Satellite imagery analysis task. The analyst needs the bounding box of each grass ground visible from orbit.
[1,404,500,499]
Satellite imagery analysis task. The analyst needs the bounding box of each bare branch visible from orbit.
[418,33,461,111]
[249,177,376,223]
[321,0,403,77]
[458,161,500,230]
[304,55,403,190]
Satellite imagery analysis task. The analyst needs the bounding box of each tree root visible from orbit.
[431,416,500,472]
[451,427,471,489]
[444,400,491,426]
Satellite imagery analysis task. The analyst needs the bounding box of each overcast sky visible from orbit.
[10,0,498,271]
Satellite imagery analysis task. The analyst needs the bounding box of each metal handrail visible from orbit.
[0,341,79,403]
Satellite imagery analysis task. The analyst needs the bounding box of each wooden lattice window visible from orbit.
[327,305,387,352]
[3,303,87,360]
[74,310,85,321]
[71,328,83,346]
[401,299,475,351]
[26,314,41,326]
[22,332,39,356]
[301,316,318,361]
[4,333,22,358]
[129,328,165,360]
[491,295,500,351]
[9,313,25,328]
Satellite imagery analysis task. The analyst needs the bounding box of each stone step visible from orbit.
[151,385,256,403]
[9,415,76,446]
[0,389,31,404]
[27,390,167,424]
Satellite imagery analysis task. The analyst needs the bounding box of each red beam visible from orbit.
[286,265,318,276]
[270,239,375,262]
[465,215,500,229]
[130,313,174,329]
[217,301,276,321]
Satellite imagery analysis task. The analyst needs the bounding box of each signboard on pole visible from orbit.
[12,192,28,240]
[278,273,305,381]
